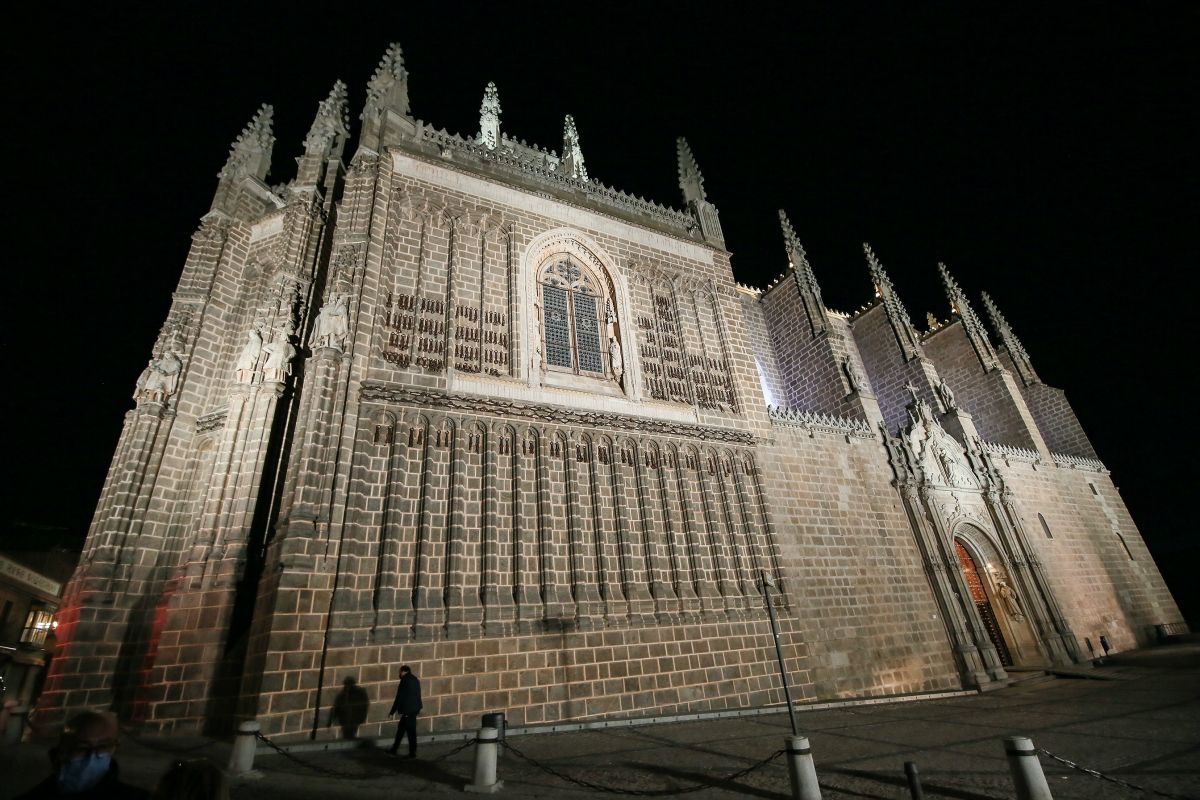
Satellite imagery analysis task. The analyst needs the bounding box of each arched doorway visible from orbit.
[954,539,1013,666]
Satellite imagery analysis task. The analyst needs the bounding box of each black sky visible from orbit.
[5,4,1198,616]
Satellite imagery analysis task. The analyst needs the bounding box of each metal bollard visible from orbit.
[785,735,821,800]
[903,761,925,800]
[1004,736,1053,800]
[464,725,504,794]
[228,720,261,776]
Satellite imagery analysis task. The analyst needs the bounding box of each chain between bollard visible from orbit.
[501,736,786,796]
[1036,747,1195,800]
[250,730,474,779]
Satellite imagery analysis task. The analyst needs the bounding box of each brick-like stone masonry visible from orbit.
[36,43,1182,741]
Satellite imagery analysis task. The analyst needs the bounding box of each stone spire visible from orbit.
[212,104,274,213]
[359,43,412,154]
[363,43,410,119]
[479,82,502,151]
[676,138,724,246]
[296,81,350,187]
[219,104,274,182]
[676,137,706,205]
[559,114,588,181]
[982,291,1040,385]
[863,243,922,360]
[779,210,827,335]
[938,262,1001,370]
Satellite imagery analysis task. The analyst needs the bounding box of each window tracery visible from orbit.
[539,259,607,377]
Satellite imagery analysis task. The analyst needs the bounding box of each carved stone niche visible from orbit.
[904,398,980,491]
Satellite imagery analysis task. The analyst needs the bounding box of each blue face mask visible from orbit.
[58,751,112,794]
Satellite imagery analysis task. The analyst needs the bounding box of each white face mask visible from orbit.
[58,751,112,794]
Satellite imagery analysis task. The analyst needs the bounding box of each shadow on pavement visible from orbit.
[828,766,1005,800]
[642,762,792,800]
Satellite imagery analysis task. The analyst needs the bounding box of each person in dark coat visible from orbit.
[329,676,370,740]
[387,664,422,757]
[17,710,150,799]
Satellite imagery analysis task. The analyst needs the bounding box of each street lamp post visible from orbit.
[761,569,798,736]
[761,569,822,800]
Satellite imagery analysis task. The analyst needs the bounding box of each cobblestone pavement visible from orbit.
[4,643,1199,799]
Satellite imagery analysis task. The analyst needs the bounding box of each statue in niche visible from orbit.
[261,325,297,382]
[313,292,350,351]
[842,359,860,393]
[235,325,264,383]
[609,335,625,385]
[937,376,958,411]
[134,335,183,403]
[995,578,1024,619]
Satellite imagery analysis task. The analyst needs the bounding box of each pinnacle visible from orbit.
[676,137,706,203]
[375,42,406,79]
[981,291,1004,325]
[481,81,501,113]
[863,242,884,276]
[777,210,808,266]
[938,261,961,294]
[240,104,274,143]
[316,81,349,127]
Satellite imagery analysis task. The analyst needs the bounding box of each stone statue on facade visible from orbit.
[261,326,297,382]
[235,325,265,383]
[995,578,1023,619]
[937,376,957,411]
[609,335,624,385]
[842,359,860,393]
[134,336,183,404]
[313,292,350,351]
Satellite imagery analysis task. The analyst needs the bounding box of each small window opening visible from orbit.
[1038,513,1053,539]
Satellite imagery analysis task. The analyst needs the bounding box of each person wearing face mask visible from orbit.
[17,711,150,798]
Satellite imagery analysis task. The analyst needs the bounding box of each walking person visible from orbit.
[387,664,422,758]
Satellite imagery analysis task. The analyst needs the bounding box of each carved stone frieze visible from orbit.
[196,408,228,434]
[357,382,755,444]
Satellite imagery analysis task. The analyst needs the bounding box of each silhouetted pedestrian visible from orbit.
[330,676,370,740]
[387,665,422,758]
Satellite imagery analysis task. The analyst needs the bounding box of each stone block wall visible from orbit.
[850,306,942,434]
[922,323,1046,452]
[738,290,783,408]
[759,424,962,698]
[997,460,1181,652]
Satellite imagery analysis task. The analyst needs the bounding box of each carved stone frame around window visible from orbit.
[523,229,636,400]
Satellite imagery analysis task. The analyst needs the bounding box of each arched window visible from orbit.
[1038,513,1053,539]
[540,259,606,376]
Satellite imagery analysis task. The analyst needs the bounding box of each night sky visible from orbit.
[6,5,1197,618]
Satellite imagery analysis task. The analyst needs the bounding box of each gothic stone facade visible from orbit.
[38,45,1181,739]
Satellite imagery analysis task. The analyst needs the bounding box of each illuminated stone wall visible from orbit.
[38,44,1182,741]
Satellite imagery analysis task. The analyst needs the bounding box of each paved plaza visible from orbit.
[5,642,1199,799]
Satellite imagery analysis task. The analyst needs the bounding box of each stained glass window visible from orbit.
[540,259,608,376]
